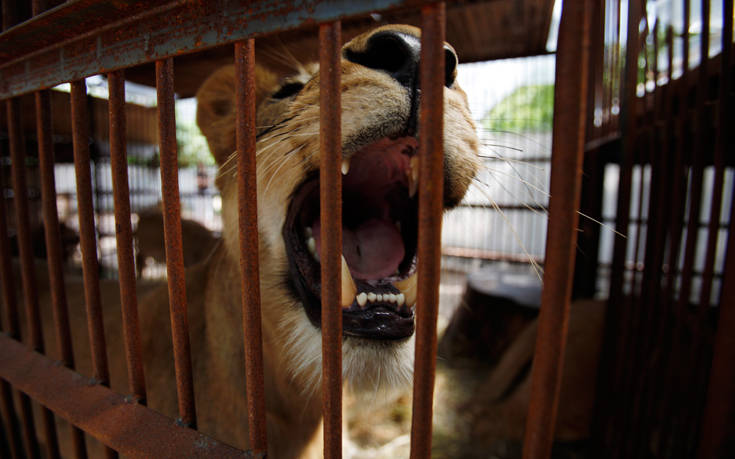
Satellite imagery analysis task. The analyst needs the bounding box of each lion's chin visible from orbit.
[280,306,414,395]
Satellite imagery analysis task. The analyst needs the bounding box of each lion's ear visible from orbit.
[196,65,281,165]
[196,65,236,165]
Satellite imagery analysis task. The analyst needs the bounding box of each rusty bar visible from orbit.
[0,334,258,458]
[0,381,22,459]
[318,20,342,459]
[697,208,735,458]
[667,1,712,452]
[36,88,88,459]
[0,0,437,99]
[36,89,74,367]
[1,0,17,30]
[521,1,589,458]
[637,22,680,452]
[593,0,642,454]
[17,391,40,459]
[656,1,696,452]
[0,143,20,342]
[234,38,267,454]
[0,163,32,459]
[71,79,117,459]
[630,19,675,456]
[71,80,112,386]
[698,5,735,446]
[156,57,197,429]
[108,70,147,403]
[409,4,445,458]
[7,95,62,458]
[6,98,44,352]
[697,0,720,311]
[619,15,653,454]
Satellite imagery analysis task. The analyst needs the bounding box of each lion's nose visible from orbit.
[344,30,457,88]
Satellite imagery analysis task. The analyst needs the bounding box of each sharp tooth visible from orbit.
[367,292,376,302]
[341,255,357,308]
[396,293,405,306]
[408,155,420,198]
[341,158,351,175]
[393,273,417,307]
[356,292,367,307]
[307,237,316,256]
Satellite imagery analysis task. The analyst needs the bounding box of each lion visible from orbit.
[20,24,480,458]
[134,206,219,277]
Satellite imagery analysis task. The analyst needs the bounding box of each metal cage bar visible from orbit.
[7,94,62,459]
[70,80,112,387]
[108,69,148,404]
[0,381,23,458]
[698,1,735,456]
[36,88,89,458]
[410,4,445,458]
[71,79,118,458]
[234,38,268,454]
[155,57,198,429]
[521,1,590,457]
[0,334,251,458]
[318,20,343,459]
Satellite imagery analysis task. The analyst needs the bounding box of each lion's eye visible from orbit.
[271,82,304,99]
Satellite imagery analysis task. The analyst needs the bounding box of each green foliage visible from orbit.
[482,84,554,133]
[176,115,214,167]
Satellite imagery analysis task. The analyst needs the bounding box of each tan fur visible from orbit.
[134,207,219,277]
[27,25,480,458]
[466,299,606,443]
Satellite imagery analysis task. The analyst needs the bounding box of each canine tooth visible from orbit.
[307,237,316,256]
[393,273,417,308]
[367,292,376,302]
[341,158,351,175]
[396,293,405,306]
[408,155,420,198]
[356,292,367,307]
[341,255,357,308]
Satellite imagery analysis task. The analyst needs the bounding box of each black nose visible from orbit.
[344,31,458,88]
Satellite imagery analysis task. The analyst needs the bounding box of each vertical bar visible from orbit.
[696,0,720,311]
[0,153,20,342]
[0,381,22,459]
[7,98,44,353]
[234,39,268,454]
[17,393,40,459]
[319,21,342,459]
[409,4,445,458]
[593,0,642,454]
[7,96,60,459]
[698,11,735,443]
[71,80,117,459]
[36,90,75,367]
[155,58,197,429]
[71,80,111,385]
[0,147,28,459]
[108,70,147,403]
[521,1,590,457]
[36,89,89,459]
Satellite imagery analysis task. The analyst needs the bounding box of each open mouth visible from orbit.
[283,136,420,340]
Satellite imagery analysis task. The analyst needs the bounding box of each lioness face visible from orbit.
[197,25,479,392]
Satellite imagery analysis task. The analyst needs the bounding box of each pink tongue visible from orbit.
[313,219,404,280]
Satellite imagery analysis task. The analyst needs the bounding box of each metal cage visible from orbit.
[0,0,732,458]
